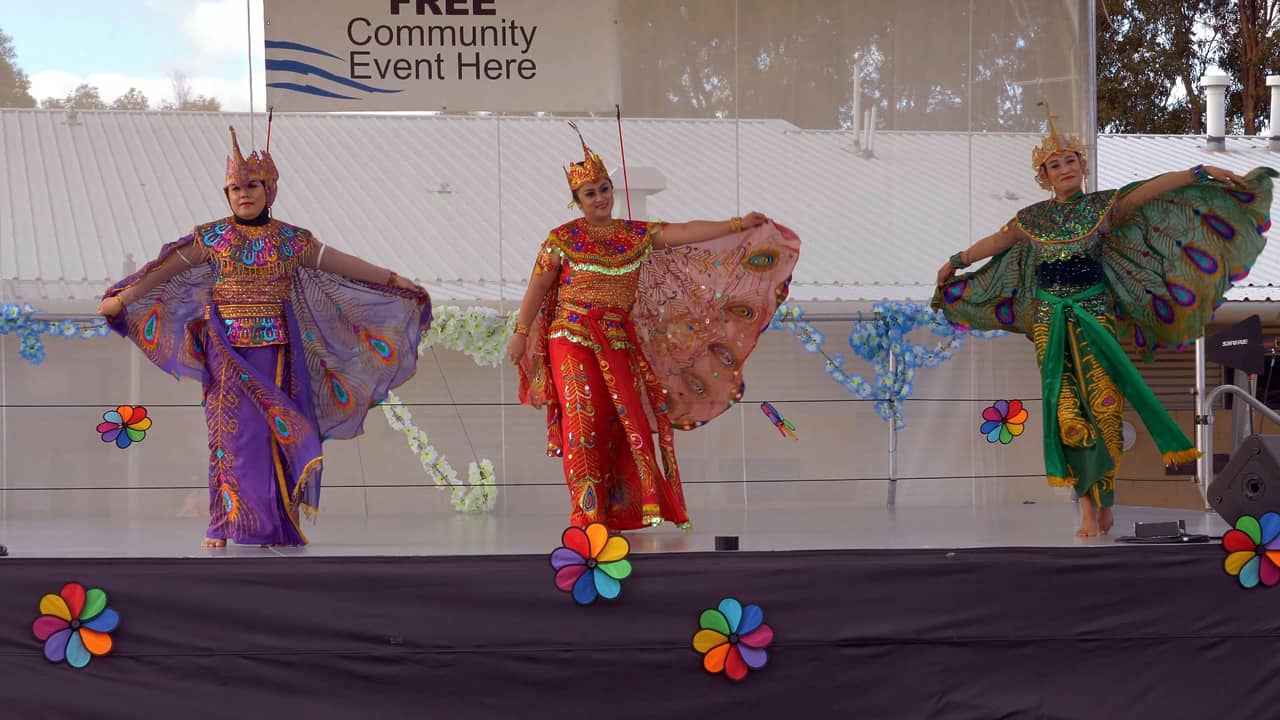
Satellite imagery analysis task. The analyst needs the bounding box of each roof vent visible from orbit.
[1201,74,1230,152]
[1268,75,1280,152]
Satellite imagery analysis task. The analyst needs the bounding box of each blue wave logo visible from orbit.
[265,40,401,100]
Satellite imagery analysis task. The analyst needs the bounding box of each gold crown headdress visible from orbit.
[1031,101,1085,171]
[225,126,280,207]
[563,122,609,192]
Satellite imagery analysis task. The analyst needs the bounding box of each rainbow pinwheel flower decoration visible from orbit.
[692,597,774,681]
[980,399,1027,445]
[550,523,632,605]
[97,405,152,449]
[31,582,120,668]
[760,402,798,441]
[1223,513,1280,588]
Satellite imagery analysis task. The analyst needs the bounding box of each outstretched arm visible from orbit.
[307,243,422,292]
[652,211,770,249]
[97,241,209,317]
[936,221,1024,286]
[1112,165,1245,220]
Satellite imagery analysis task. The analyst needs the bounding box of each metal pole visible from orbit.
[1084,0,1098,189]
[887,351,897,507]
[1231,369,1252,455]
[1195,338,1212,510]
[127,341,142,527]
[852,66,861,145]
[1201,383,1280,510]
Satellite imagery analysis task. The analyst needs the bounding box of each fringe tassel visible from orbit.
[1162,448,1203,467]
[1047,475,1077,489]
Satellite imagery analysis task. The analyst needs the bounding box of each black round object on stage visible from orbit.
[0,545,7,557]
[714,535,739,551]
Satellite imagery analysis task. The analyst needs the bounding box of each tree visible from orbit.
[1096,0,1229,134]
[157,69,222,112]
[160,93,222,112]
[1097,0,1280,135]
[110,87,150,110]
[41,83,107,110]
[176,94,221,111]
[1215,0,1280,133]
[0,27,35,107]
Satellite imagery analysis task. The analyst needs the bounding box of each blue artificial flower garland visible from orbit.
[770,301,1005,428]
[1,303,110,365]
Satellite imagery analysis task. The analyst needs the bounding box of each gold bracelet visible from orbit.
[729,216,744,233]
[514,322,530,337]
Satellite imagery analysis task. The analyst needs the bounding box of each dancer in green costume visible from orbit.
[934,105,1273,537]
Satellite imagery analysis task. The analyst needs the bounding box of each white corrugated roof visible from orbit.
[3,108,1279,304]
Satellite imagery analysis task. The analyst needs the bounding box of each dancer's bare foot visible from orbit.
[1098,506,1115,535]
[1075,495,1101,538]
[201,537,227,549]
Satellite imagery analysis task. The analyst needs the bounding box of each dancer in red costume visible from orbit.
[509,125,800,530]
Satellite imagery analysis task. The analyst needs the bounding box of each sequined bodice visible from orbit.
[539,219,653,350]
[196,218,314,347]
[545,219,651,306]
[1017,191,1117,318]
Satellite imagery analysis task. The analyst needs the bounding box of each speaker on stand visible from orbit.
[1120,316,1269,540]
[1207,315,1266,462]
[1205,316,1274,518]
[1209,435,1280,523]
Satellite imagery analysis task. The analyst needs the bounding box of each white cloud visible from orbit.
[184,0,266,76]
[28,0,270,112]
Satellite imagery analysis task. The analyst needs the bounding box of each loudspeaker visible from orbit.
[1206,314,1264,375]
[1208,435,1280,524]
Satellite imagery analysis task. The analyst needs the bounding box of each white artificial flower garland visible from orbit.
[381,306,514,512]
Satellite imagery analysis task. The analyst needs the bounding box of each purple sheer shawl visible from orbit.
[105,236,432,441]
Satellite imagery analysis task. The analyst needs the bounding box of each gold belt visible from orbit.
[208,303,285,320]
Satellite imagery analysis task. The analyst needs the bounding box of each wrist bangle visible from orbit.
[514,322,530,337]
[387,271,398,285]
[729,216,743,233]
[1191,165,1206,180]
[949,251,969,269]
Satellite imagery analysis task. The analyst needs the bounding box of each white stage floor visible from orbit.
[0,503,1228,558]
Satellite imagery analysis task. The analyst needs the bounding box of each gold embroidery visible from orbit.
[560,354,604,520]
[270,348,309,544]
[1035,316,1126,499]
[206,342,260,537]
[198,218,312,348]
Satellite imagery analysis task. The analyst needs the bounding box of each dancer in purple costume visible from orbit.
[98,126,431,548]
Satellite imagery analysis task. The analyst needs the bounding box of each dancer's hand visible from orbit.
[97,296,124,318]
[1202,165,1245,186]
[937,262,958,287]
[506,333,527,366]
[741,211,769,229]
[390,273,426,294]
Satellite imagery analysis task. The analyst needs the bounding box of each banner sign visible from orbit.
[263,0,621,112]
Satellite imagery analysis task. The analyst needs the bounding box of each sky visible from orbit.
[2,0,267,111]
